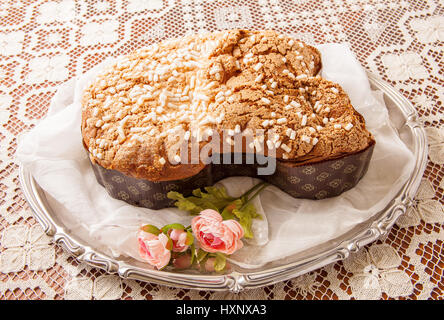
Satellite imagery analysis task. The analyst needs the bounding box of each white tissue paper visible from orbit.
[16,44,415,268]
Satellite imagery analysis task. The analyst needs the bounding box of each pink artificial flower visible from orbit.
[173,253,192,269]
[204,257,216,272]
[168,228,189,252]
[137,230,171,270]
[191,209,244,255]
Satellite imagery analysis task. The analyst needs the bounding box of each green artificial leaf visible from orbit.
[196,248,208,263]
[185,230,194,246]
[165,236,173,251]
[189,243,196,265]
[168,186,235,215]
[192,186,236,212]
[161,223,185,234]
[214,253,226,272]
[141,224,161,235]
[221,199,243,220]
[167,191,219,214]
[167,191,207,215]
[199,256,209,272]
[232,202,262,239]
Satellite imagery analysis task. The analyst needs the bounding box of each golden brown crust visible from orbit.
[81,29,374,181]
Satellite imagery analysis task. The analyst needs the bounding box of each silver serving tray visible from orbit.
[19,73,428,292]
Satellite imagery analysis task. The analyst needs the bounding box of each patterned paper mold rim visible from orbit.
[87,141,375,210]
[19,73,428,292]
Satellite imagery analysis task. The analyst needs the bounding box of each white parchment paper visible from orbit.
[16,44,415,268]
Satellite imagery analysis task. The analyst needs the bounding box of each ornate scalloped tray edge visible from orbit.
[19,73,428,293]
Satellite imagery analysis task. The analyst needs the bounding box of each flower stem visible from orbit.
[240,181,268,200]
[240,182,269,210]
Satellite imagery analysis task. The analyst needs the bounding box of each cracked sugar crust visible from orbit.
[81,29,374,181]
[218,76,374,162]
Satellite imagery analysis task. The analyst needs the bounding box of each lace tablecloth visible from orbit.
[0,0,443,300]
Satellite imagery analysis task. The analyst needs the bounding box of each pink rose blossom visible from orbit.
[173,253,192,269]
[204,257,216,272]
[191,209,244,255]
[137,230,171,270]
[168,228,189,252]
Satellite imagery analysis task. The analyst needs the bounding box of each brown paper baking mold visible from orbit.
[89,141,374,210]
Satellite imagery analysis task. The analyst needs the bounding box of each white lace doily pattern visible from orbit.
[1,0,443,300]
